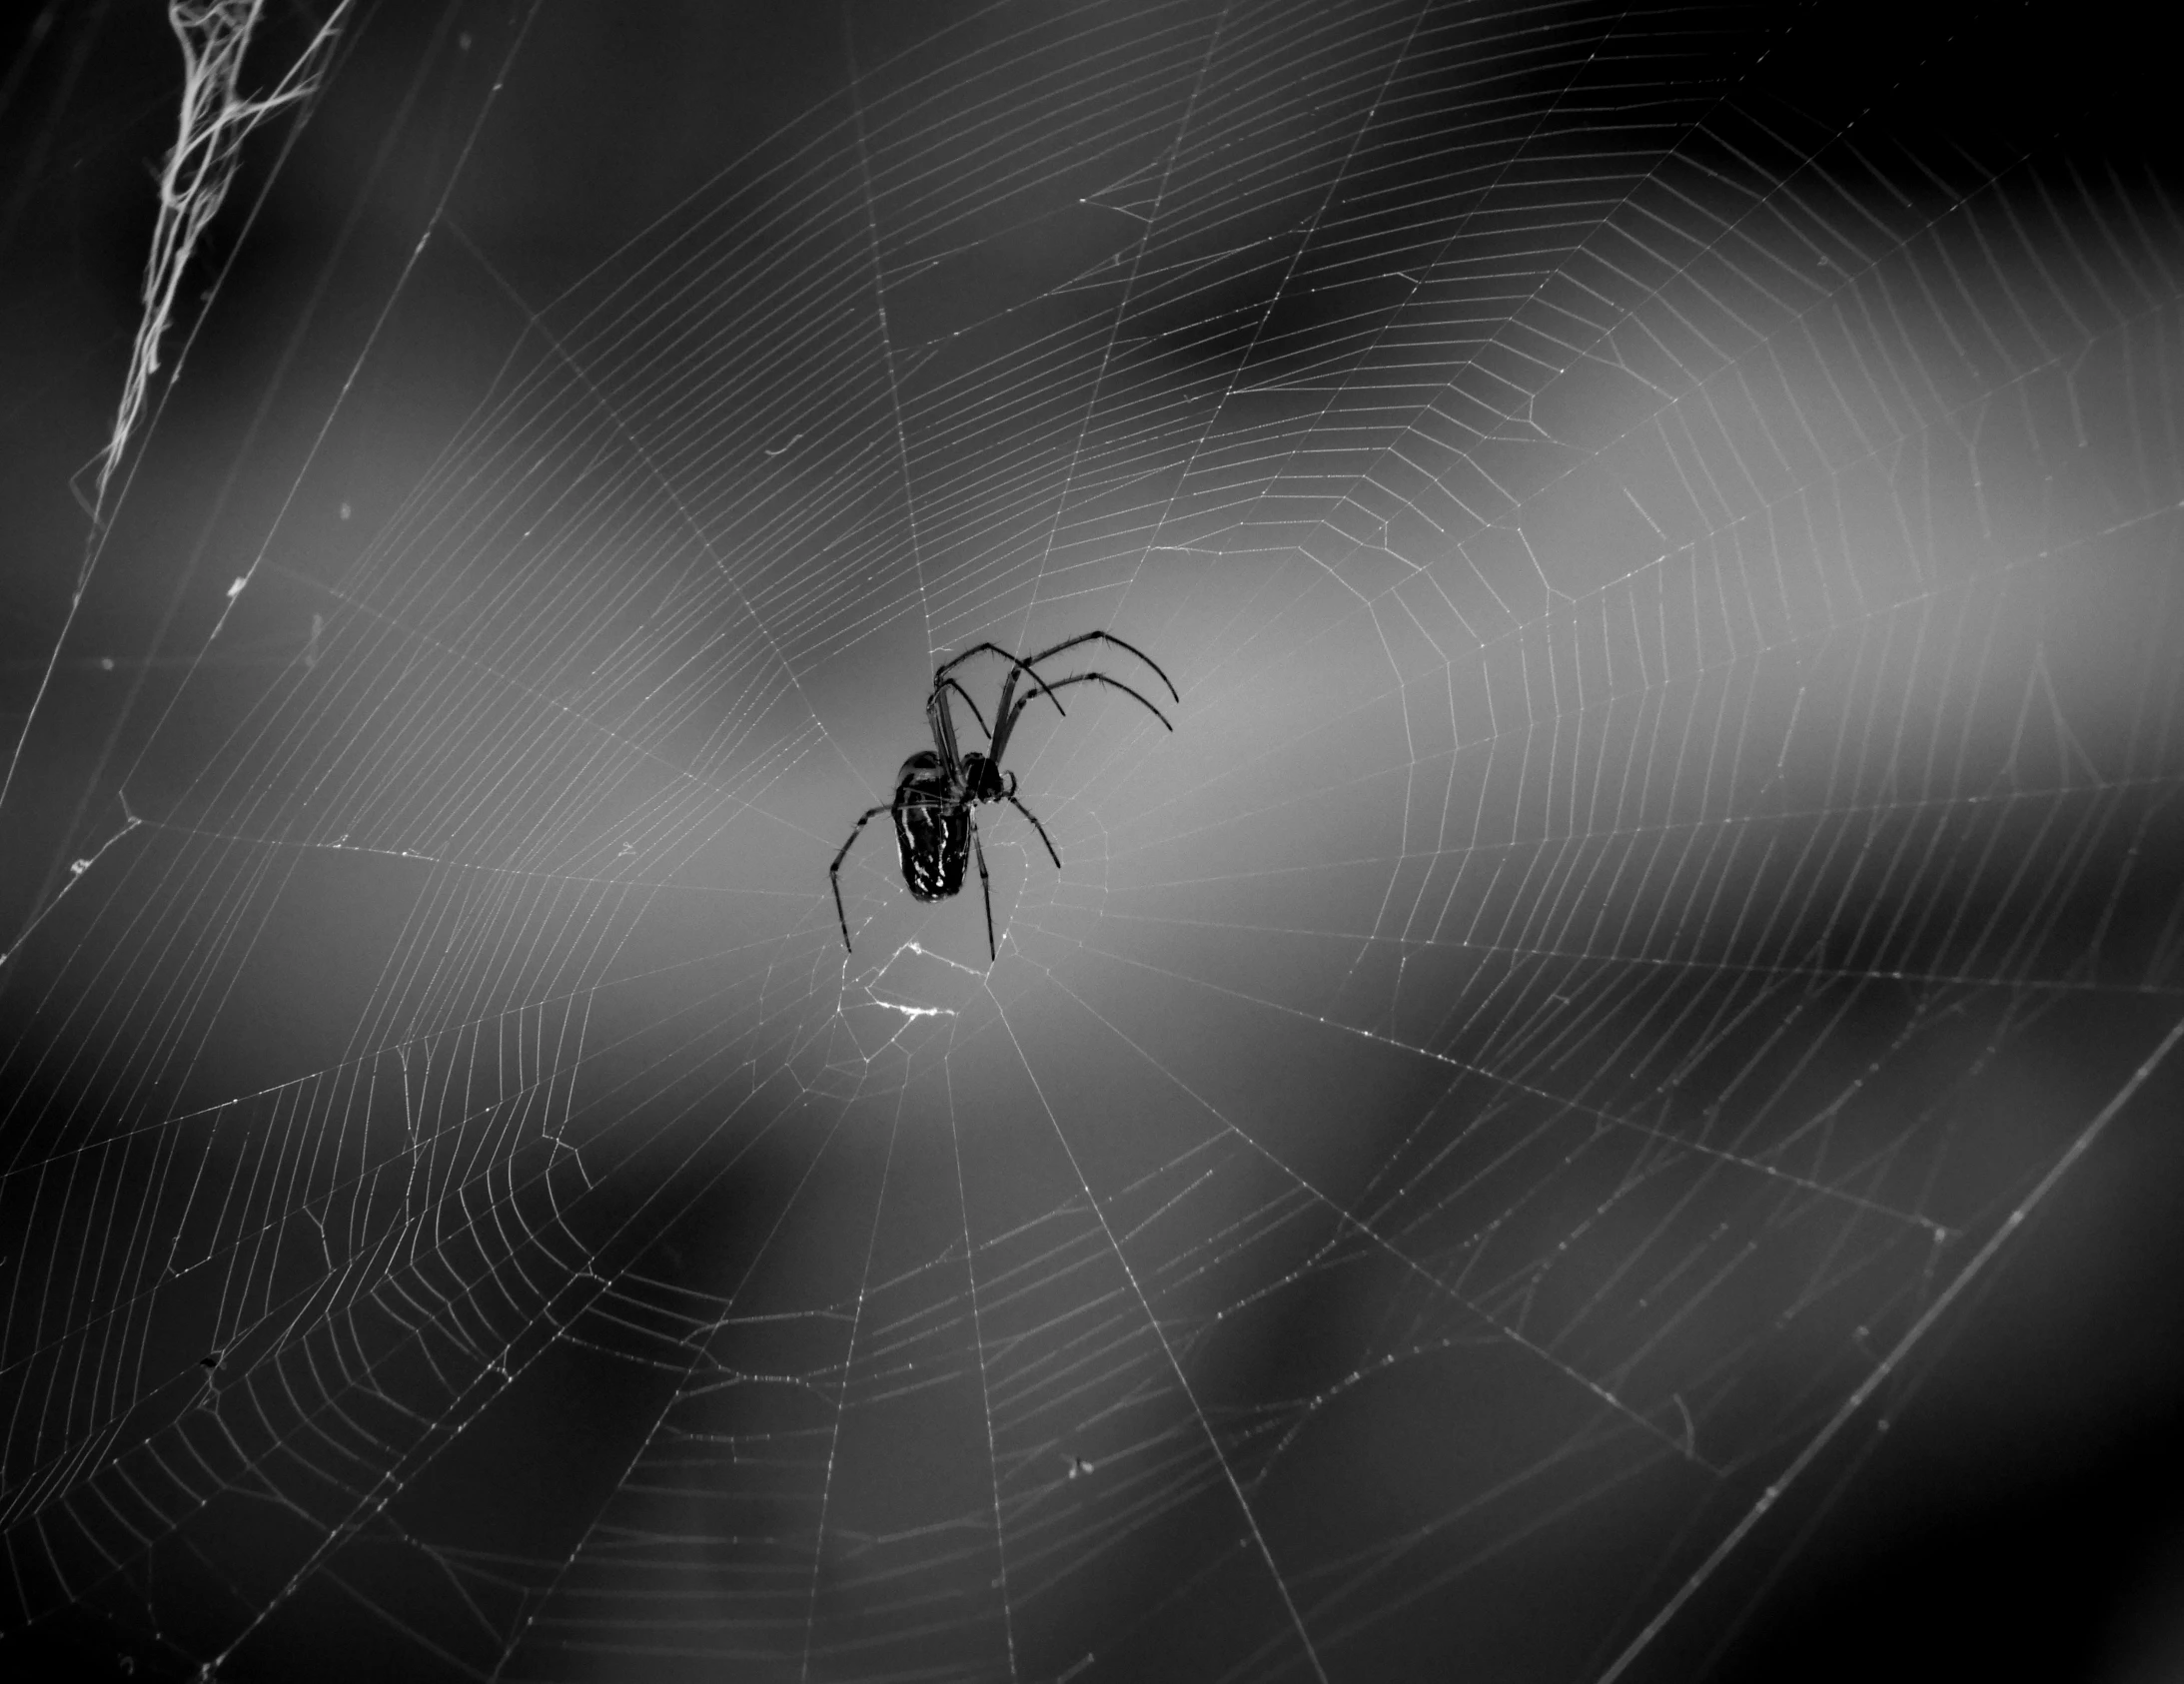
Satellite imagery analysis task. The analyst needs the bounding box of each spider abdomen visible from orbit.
[891,752,970,901]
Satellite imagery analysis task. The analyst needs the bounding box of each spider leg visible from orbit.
[1006,670,1172,735]
[929,683,962,776]
[1014,630,1179,703]
[828,802,892,952]
[933,678,991,741]
[971,815,995,961]
[1007,792,1062,870]
[931,643,1067,717]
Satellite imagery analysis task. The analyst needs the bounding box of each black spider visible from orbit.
[829,631,1178,960]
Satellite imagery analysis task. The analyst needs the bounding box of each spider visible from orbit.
[829,631,1178,960]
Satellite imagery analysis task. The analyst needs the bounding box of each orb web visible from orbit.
[2,2,2179,1681]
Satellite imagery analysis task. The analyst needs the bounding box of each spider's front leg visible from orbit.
[927,681,964,779]
[933,679,990,746]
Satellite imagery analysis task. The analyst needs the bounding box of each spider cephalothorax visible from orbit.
[830,631,1177,959]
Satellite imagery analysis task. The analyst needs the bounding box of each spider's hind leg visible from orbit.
[1007,793,1062,870]
[829,802,893,952]
[971,816,995,961]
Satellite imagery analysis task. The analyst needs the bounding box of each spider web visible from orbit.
[2,2,2181,1680]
